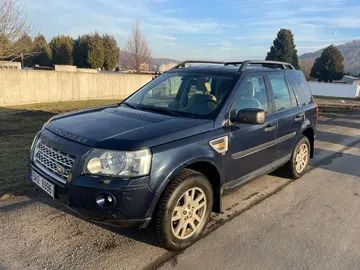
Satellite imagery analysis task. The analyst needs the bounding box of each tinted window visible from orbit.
[291,73,313,105]
[269,75,293,112]
[233,75,269,114]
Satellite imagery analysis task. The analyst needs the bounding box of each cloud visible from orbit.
[146,17,232,34]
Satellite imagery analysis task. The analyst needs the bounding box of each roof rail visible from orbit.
[170,60,295,72]
[238,60,295,71]
[171,60,225,69]
[224,62,243,66]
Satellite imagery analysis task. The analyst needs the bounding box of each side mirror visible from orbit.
[233,108,265,125]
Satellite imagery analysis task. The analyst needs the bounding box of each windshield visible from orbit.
[124,72,236,117]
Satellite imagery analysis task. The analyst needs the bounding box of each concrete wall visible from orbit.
[0,61,21,70]
[308,81,360,98]
[77,68,98,73]
[0,70,152,106]
[54,65,77,72]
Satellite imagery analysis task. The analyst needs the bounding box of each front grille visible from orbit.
[34,140,75,183]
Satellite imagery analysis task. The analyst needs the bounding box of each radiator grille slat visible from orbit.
[34,140,75,184]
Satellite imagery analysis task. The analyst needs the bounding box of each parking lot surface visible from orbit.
[1,112,360,269]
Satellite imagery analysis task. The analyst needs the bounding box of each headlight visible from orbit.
[85,149,152,177]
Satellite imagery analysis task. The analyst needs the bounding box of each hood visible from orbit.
[45,105,214,150]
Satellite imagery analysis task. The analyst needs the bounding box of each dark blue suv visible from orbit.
[29,60,317,251]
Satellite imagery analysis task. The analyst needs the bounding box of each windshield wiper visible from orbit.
[120,102,138,110]
[138,106,180,117]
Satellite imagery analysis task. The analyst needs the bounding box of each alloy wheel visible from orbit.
[295,143,309,173]
[171,187,207,240]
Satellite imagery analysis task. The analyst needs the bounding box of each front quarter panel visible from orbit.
[149,129,228,195]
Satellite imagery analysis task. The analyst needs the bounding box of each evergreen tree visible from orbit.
[14,34,33,67]
[266,29,300,69]
[49,35,74,65]
[103,34,120,71]
[32,34,52,66]
[310,44,344,82]
[87,32,105,69]
[73,35,90,68]
[73,33,106,69]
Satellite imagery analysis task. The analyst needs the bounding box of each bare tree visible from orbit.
[0,0,39,61]
[299,59,314,81]
[122,20,151,73]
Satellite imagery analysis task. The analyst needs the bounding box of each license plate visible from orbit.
[31,170,55,198]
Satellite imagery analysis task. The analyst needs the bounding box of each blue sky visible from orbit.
[23,0,360,60]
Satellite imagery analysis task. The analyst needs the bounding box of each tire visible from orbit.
[286,136,311,179]
[153,169,213,251]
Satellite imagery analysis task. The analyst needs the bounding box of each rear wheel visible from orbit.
[287,136,310,179]
[153,169,213,251]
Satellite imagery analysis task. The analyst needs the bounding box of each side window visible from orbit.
[233,75,269,115]
[291,74,313,106]
[269,75,294,112]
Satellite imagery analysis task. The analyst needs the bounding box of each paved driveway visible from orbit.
[1,112,360,270]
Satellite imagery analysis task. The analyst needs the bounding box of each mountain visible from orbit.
[152,58,179,66]
[299,40,360,75]
[118,51,179,68]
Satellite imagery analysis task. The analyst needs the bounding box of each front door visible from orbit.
[225,74,277,188]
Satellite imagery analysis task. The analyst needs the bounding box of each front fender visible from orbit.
[149,130,227,195]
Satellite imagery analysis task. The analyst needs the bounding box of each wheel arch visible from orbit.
[186,161,222,213]
[153,158,223,214]
[302,126,315,158]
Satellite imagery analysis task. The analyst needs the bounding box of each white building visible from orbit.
[308,81,360,98]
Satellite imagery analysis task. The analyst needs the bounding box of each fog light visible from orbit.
[95,193,116,208]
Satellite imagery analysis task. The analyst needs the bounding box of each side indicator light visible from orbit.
[210,136,229,154]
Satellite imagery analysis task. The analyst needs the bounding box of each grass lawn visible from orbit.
[0,99,120,200]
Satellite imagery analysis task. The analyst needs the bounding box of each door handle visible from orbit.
[295,114,304,122]
[264,124,276,132]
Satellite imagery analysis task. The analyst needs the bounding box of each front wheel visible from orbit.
[286,136,310,179]
[153,169,213,251]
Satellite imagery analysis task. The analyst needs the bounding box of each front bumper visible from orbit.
[30,165,158,228]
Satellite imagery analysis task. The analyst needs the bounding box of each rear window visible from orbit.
[291,73,313,106]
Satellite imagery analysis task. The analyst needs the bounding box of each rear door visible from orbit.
[225,74,277,188]
[266,73,303,160]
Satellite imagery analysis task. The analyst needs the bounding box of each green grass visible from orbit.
[0,99,120,200]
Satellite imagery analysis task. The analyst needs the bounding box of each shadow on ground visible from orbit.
[0,107,55,198]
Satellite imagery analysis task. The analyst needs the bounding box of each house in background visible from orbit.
[342,75,360,84]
